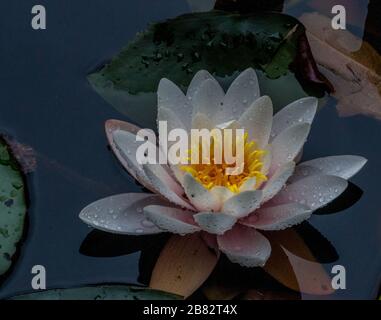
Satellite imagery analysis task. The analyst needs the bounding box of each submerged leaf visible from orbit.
[300,12,381,120]
[11,286,180,300]
[150,233,219,298]
[263,228,334,295]
[0,138,27,280]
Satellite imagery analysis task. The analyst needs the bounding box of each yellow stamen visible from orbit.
[181,130,268,193]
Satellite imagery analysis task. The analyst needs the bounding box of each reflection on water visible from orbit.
[0,0,380,299]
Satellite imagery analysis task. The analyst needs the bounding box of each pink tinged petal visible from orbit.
[270,123,311,173]
[194,212,237,235]
[217,225,271,267]
[182,174,220,212]
[270,97,318,141]
[238,96,273,149]
[191,78,224,121]
[270,175,348,211]
[158,78,191,130]
[112,129,156,193]
[187,70,215,100]
[143,164,194,211]
[217,68,260,123]
[144,205,201,235]
[262,162,295,203]
[79,193,167,235]
[241,203,312,231]
[222,190,263,218]
[290,155,368,182]
[239,177,257,192]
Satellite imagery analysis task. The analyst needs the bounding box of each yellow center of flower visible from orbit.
[181,132,268,193]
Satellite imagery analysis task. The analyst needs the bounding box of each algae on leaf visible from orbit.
[0,138,27,278]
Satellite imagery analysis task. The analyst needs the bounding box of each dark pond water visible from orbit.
[0,0,380,299]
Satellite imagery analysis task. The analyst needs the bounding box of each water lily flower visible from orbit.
[80,68,367,267]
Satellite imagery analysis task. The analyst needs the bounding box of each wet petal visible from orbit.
[270,123,311,172]
[158,78,191,129]
[194,212,237,235]
[217,68,260,123]
[143,164,194,210]
[182,174,220,211]
[238,96,273,149]
[290,155,368,182]
[271,97,318,141]
[144,205,201,235]
[79,193,167,235]
[241,203,312,231]
[222,190,262,218]
[262,162,295,203]
[270,175,348,210]
[187,70,215,99]
[158,107,187,133]
[112,129,157,193]
[191,78,224,121]
[217,225,271,267]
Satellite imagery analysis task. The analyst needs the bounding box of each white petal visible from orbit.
[194,212,237,235]
[191,78,224,121]
[182,174,220,211]
[262,162,295,203]
[144,205,200,235]
[187,70,214,99]
[143,164,194,211]
[191,112,213,130]
[222,190,263,218]
[158,107,187,133]
[271,97,318,141]
[216,68,260,123]
[238,96,273,148]
[79,193,167,235]
[217,225,271,267]
[270,175,348,210]
[158,78,191,129]
[270,123,311,172]
[241,203,312,231]
[239,177,257,192]
[209,186,234,203]
[290,156,368,182]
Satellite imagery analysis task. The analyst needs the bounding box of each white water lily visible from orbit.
[80,68,367,267]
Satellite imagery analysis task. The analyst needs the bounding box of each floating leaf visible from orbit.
[150,233,219,298]
[11,286,180,300]
[0,137,27,280]
[89,11,322,128]
[263,228,334,295]
[203,283,243,300]
[300,12,381,120]
[188,0,216,12]
[243,288,300,300]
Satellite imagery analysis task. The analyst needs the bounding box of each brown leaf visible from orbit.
[299,12,381,120]
[150,233,219,298]
[263,229,334,295]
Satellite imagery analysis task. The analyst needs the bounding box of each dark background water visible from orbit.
[0,0,380,299]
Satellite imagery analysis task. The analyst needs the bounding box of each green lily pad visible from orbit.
[89,11,320,128]
[0,138,27,279]
[11,286,181,300]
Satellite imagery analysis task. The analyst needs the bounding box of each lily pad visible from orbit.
[0,138,27,279]
[88,11,323,128]
[11,286,181,300]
